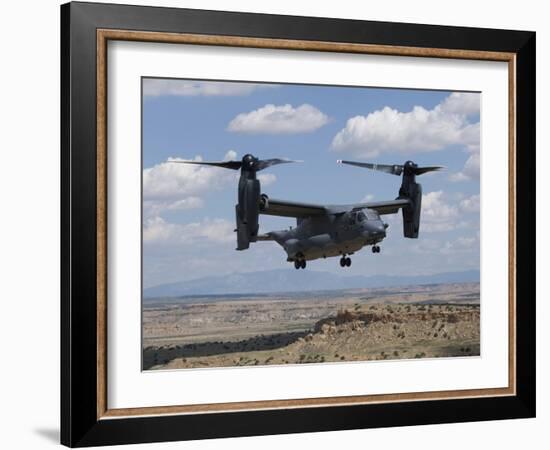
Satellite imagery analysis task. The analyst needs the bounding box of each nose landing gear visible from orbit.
[372,245,381,253]
[339,256,351,267]
[294,259,306,269]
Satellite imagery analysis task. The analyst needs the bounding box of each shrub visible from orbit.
[447,314,459,323]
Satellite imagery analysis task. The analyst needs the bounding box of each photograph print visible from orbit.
[141,78,481,371]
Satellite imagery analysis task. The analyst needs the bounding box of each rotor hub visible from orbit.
[242,154,257,168]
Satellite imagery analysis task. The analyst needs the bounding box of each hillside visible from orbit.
[144,269,480,299]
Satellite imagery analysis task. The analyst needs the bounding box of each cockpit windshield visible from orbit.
[357,212,366,222]
[365,209,379,220]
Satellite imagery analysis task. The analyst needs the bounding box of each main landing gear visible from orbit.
[294,259,306,269]
[372,245,381,253]
[339,256,351,267]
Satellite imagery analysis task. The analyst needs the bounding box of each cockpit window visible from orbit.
[357,212,366,222]
[365,209,379,220]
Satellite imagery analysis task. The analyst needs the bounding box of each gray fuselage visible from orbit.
[268,210,387,262]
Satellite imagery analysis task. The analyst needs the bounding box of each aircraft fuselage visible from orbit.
[268,209,387,262]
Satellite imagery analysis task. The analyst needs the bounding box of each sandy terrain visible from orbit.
[143,282,480,370]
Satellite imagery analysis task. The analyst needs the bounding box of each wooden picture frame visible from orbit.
[61,1,535,446]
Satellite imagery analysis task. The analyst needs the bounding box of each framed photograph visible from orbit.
[61,1,535,447]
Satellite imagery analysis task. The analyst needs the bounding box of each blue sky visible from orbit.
[142,78,480,288]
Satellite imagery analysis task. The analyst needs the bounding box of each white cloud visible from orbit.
[143,217,234,245]
[142,152,278,218]
[411,235,479,257]
[421,191,459,232]
[450,152,480,182]
[258,173,277,186]
[227,103,329,134]
[420,191,480,232]
[440,236,479,255]
[223,150,238,161]
[143,79,271,97]
[440,92,480,116]
[423,191,458,219]
[143,156,235,201]
[456,122,481,153]
[143,197,204,218]
[459,194,480,213]
[143,153,240,217]
[361,193,375,202]
[331,92,479,158]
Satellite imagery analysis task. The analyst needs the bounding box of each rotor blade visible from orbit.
[337,160,403,176]
[413,166,445,175]
[168,160,242,170]
[255,158,301,171]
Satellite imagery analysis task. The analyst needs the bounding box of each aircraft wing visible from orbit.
[256,233,276,241]
[260,198,327,218]
[260,198,411,218]
[349,199,412,215]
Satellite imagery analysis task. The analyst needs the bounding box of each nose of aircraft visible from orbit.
[364,221,387,238]
[375,224,386,237]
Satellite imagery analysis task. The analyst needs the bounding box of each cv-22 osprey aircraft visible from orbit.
[171,154,442,269]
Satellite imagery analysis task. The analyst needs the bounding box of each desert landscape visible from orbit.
[142,282,480,370]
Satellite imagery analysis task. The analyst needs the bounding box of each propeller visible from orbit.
[168,153,300,251]
[169,154,300,172]
[337,160,444,176]
[169,159,242,170]
[255,158,298,171]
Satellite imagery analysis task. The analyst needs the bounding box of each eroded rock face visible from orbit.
[144,303,479,370]
[143,283,480,370]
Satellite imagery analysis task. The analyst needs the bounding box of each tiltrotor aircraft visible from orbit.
[172,155,442,269]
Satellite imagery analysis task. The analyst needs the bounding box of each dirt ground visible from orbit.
[143,283,480,370]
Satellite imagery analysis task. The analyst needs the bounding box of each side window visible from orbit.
[349,212,356,225]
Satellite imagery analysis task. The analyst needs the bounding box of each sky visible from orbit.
[142,78,480,288]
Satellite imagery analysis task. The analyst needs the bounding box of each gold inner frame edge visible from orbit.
[95,29,517,420]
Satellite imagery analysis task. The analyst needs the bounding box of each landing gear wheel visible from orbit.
[340,257,346,267]
[372,245,380,253]
[294,260,301,269]
[345,257,352,267]
[300,259,306,269]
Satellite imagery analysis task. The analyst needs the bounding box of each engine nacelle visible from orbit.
[235,178,260,250]
[399,174,422,238]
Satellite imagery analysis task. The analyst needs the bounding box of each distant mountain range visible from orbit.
[143,269,480,299]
